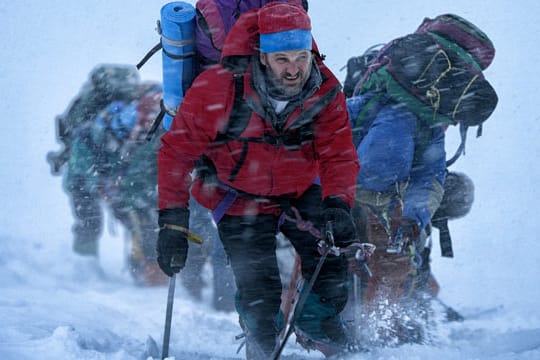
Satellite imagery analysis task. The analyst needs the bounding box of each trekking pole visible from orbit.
[271,222,335,360]
[161,254,184,359]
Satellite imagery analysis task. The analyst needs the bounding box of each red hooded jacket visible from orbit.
[158,7,359,216]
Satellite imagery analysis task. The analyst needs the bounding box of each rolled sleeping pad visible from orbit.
[160,2,196,130]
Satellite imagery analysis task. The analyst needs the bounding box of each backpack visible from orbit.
[87,82,162,149]
[345,15,495,258]
[58,64,142,144]
[342,43,383,98]
[106,83,163,142]
[47,64,142,174]
[139,0,308,137]
[349,14,498,166]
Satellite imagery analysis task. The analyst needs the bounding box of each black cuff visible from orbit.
[322,196,350,212]
[158,207,189,227]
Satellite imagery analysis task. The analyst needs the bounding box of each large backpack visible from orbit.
[81,82,162,155]
[58,64,141,145]
[47,64,143,174]
[103,82,163,142]
[140,0,309,137]
[345,14,496,258]
[349,14,498,166]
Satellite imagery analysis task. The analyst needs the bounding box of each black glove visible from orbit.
[157,208,190,277]
[322,196,357,248]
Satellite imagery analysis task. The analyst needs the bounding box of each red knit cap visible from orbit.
[258,2,312,53]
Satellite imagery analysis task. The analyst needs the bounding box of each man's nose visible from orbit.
[285,63,300,76]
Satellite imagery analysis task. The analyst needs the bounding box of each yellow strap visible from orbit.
[161,223,204,244]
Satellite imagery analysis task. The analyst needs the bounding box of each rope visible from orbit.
[282,206,322,239]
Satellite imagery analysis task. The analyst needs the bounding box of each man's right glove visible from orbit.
[157,208,190,277]
[322,196,358,248]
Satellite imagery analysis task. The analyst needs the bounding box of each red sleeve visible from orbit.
[158,69,233,209]
[314,88,360,207]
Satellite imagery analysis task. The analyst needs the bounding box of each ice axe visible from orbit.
[158,228,204,359]
[161,254,185,359]
[142,273,177,360]
[144,255,193,359]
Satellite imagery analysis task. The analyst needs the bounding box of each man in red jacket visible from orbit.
[156,3,359,358]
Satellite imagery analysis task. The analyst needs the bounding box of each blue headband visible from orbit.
[260,29,312,53]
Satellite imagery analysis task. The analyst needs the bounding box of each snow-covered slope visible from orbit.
[1,1,539,359]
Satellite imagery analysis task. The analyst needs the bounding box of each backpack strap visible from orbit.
[431,217,454,258]
[204,67,337,219]
[194,72,250,193]
[446,122,483,167]
[214,74,252,144]
[214,72,340,180]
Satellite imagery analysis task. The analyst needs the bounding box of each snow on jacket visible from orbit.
[158,7,359,215]
[347,94,446,231]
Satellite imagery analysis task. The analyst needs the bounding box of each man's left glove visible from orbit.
[322,196,357,248]
[157,208,190,277]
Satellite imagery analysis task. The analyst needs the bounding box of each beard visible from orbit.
[265,63,311,99]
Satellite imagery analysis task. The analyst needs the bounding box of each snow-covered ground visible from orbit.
[1,0,540,359]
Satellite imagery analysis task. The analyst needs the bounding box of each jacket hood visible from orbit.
[220,7,320,73]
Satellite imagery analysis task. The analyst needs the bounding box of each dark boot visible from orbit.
[73,229,100,256]
[70,188,102,256]
[239,315,280,360]
[294,291,361,357]
[245,334,275,360]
